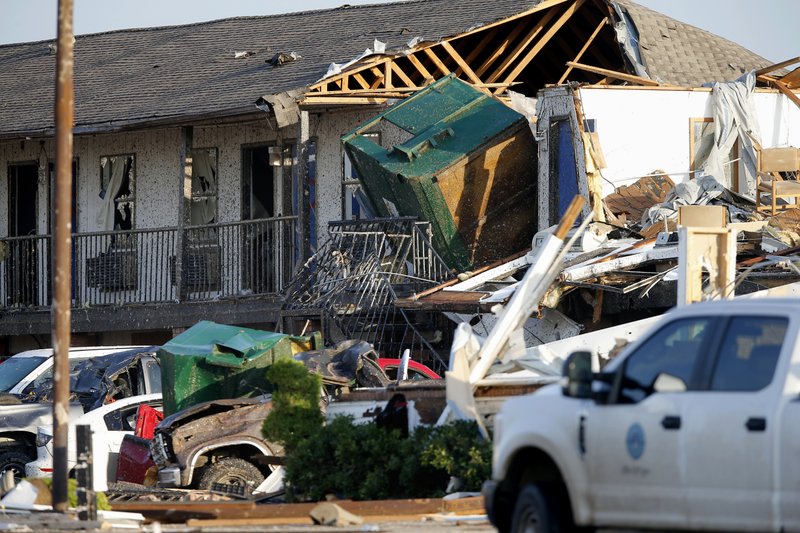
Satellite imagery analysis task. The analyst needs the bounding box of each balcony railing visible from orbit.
[0,216,296,310]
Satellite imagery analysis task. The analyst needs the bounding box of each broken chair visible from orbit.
[754,145,800,216]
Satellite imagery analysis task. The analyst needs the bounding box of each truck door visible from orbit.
[682,315,789,531]
[585,316,716,529]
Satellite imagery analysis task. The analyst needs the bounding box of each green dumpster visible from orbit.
[158,321,323,415]
[342,74,537,271]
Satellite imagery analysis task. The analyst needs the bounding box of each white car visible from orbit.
[0,345,147,396]
[26,393,163,492]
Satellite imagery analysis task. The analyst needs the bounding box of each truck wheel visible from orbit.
[0,450,33,484]
[197,458,264,494]
[510,483,562,533]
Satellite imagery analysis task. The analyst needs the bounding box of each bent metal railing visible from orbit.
[0,216,296,309]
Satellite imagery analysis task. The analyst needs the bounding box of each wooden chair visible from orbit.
[754,144,800,216]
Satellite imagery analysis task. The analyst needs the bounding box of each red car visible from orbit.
[378,358,441,381]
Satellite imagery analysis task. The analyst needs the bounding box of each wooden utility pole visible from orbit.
[52,0,74,513]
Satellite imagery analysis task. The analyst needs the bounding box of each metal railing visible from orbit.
[0,216,296,309]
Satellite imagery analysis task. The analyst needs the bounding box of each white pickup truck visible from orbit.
[484,298,800,532]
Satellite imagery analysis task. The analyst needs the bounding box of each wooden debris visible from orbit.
[604,173,675,222]
[309,501,364,526]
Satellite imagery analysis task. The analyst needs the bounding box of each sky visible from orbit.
[0,0,797,63]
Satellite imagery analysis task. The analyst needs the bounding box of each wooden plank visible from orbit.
[384,60,393,89]
[565,61,661,86]
[409,249,530,300]
[301,96,395,105]
[759,75,800,109]
[755,56,800,76]
[558,16,608,84]
[475,22,525,78]
[463,26,500,65]
[423,47,452,76]
[440,41,488,91]
[485,6,559,83]
[352,72,370,90]
[390,61,416,87]
[455,0,571,39]
[406,52,433,82]
[496,0,587,89]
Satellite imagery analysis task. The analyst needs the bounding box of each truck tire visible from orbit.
[510,483,564,533]
[0,450,33,484]
[197,458,264,494]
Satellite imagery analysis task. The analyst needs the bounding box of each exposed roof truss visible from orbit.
[302,0,637,106]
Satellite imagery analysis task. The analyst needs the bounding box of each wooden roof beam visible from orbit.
[406,53,434,83]
[558,16,608,84]
[440,41,490,93]
[474,20,526,78]
[423,47,452,76]
[495,0,587,93]
[755,56,800,77]
[485,7,560,84]
[758,75,800,109]
[566,61,661,86]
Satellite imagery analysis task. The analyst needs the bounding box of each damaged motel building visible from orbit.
[0,0,798,356]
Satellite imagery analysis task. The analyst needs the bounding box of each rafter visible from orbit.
[390,62,416,87]
[475,22,525,78]
[495,0,587,92]
[406,53,434,83]
[566,61,661,86]
[558,16,608,84]
[485,7,560,84]
[440,41,488,92]
[423,47,451,76]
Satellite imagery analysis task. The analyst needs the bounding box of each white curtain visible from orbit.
[97,158,126,231]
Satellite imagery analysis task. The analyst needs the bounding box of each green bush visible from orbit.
[262,359,324,451]
[282,415,490,502]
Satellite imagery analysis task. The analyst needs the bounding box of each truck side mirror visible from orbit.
[563,351,593,399]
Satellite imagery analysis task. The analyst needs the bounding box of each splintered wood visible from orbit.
[604,173,675,223]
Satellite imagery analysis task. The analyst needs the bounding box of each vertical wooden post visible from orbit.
[175,126,193,301]
[52,0,74,514]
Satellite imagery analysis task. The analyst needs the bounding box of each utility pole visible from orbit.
[52,0,74,513]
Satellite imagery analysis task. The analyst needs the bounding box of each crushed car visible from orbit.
[0,346,159,482]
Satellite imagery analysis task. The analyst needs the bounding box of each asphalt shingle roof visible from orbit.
[0,0,774,137]
[617,0,773,86]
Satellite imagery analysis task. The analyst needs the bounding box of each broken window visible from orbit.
[190,148,218,226]
[99,154,135,231]
[690,118,739,190]
[343,132,379,220]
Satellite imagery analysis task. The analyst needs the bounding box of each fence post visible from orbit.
[75,424,96,521]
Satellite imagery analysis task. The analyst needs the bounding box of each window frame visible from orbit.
[689,117,740,192]
[607,316,721,404]
[99,153,136,230]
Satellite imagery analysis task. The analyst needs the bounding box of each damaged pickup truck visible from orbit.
[151,339,391,494]
[150,397,282,494]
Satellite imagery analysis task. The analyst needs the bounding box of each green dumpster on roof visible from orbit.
[342,74,537,271]
[158,320,323,415]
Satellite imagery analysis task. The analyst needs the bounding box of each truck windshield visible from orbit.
[0,356,47,392]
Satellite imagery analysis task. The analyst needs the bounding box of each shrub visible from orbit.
[281,414,490,502]
[262,359,323,451]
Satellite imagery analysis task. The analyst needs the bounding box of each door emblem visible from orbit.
[626,423,645,460]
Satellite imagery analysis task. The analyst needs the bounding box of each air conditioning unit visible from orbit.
[86,251,137,291]
[170,248,220,292]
